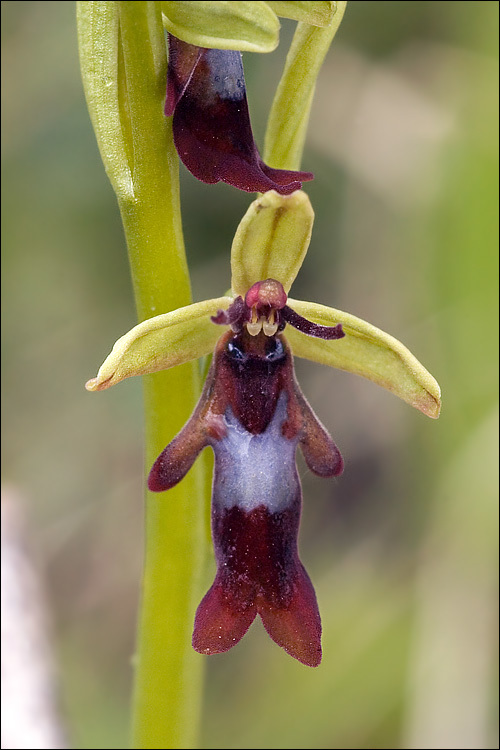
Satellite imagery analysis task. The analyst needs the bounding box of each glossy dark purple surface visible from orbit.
[165,35,314,194]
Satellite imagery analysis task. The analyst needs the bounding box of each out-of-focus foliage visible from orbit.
[1,2,498,749]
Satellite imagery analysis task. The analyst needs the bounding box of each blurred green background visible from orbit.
[2,2,498,748]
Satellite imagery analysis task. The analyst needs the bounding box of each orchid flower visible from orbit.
[165,34,313,194]
[86,190,441,666]
[161,1,344,193]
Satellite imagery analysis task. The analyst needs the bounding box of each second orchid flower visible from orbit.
[165,33,313,194]
[161,1,345,193]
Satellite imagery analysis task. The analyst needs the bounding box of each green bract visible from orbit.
[161,1,341,52]
[264,2,347,171]
[267,2,337,26]
[161,1,280,53]
[86,190,441,419]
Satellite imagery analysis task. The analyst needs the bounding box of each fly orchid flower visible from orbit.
[161,1,342,193]
[85,190,441,666]
[165,34,313,194]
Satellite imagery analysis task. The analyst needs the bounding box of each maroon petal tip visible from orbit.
[192,578,257,654]
[258,565,322,667]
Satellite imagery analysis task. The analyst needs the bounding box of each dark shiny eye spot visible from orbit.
[265,337,285,361]
[226,339,246,362]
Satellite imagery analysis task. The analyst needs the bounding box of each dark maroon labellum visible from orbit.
[149,327,343,667]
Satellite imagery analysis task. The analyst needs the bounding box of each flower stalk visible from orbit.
[78,2,207,747]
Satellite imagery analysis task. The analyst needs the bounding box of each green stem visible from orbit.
[263,1,347,170]
[77,2,207,747]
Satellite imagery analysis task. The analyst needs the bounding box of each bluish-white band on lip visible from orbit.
[205,49,246,102]
[212,392,300,513]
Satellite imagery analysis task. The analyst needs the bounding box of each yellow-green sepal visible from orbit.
[85,297,231,391]
[231,190,314,297]
[266,1,338,27]
[286,299,441,418]
[161,1,280,53]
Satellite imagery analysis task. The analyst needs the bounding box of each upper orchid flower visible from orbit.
[161,2,343,193]
[85,190,441,666]
[165,34,313,194]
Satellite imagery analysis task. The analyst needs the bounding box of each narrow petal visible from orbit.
[85,297,231,391]
[161,1,280,53]
[231,190,314,297]
[266,1,337,27]
[282,304,344,339]
[167,42,313,194]
[286,299,441,418]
